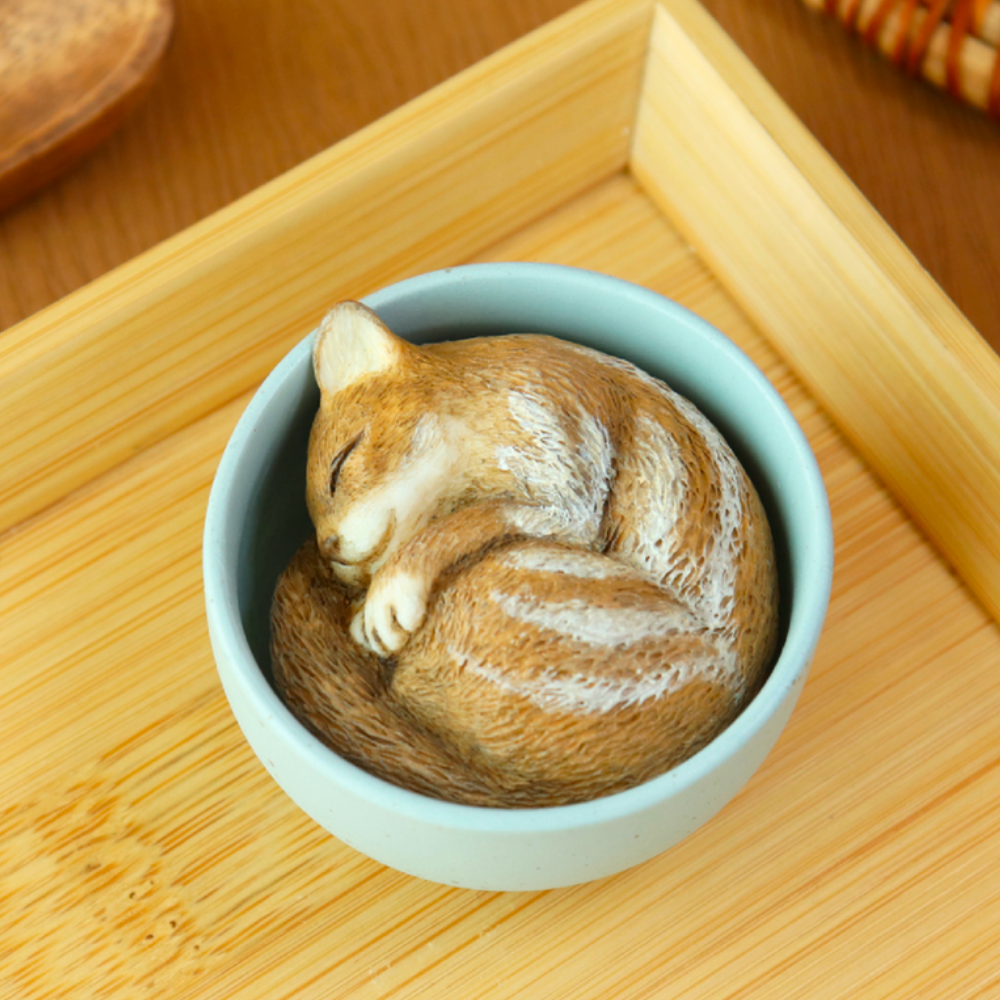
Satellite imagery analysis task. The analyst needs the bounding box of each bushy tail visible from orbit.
[273,538,766,807]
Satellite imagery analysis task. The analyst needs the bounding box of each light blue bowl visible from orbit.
[203,263,833,890]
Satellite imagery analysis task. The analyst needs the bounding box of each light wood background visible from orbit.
[5,166,999,999]
[1,0,999,353]
[3,2,1000,996]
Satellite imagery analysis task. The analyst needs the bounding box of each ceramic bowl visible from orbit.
[203,262,833,891]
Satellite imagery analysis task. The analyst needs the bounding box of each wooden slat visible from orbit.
[630,0,1000,624]
[0,0,653,536]
[3,173,999,998]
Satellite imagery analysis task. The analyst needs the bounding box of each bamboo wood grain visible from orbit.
[632,0,1000,626]
[3,173,999,999]
[0,0,652,536]
[2,1,1000,995]
[3,0,999,363]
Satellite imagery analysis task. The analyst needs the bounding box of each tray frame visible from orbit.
[2,0,998,625]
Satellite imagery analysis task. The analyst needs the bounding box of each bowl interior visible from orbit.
[217,264,830,789]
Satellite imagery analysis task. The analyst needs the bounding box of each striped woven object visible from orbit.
[803,0,1000,115]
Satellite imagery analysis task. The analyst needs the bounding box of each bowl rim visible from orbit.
[203,262,833,833]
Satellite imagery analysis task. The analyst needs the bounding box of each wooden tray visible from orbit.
[2,0,999,995]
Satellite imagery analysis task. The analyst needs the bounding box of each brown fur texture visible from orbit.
[271,302,780,807]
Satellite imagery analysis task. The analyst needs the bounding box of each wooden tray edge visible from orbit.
[632,0,1000,624]
[0,0,653,536]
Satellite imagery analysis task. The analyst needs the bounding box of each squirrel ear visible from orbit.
[312,301,406,397]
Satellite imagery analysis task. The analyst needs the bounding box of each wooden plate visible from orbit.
[0,0,174,212]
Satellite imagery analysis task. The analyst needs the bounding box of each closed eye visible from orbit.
[329,434,363,495]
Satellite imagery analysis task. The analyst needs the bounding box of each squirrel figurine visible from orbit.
[271,301,780,807]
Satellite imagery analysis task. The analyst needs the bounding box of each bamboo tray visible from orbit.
[2,0,1000,995]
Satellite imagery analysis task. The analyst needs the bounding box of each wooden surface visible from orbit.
[635,0,1000,629]
[0,0,649,536]
[0,0,998,354]
[2,0,1000,997]
[0,0,174,212]
[4,166,1000,1000]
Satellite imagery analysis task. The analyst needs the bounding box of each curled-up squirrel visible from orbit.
[271,301,780,807]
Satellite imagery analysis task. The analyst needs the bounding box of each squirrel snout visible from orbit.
[319,532,342,558]
[319,534,369,588]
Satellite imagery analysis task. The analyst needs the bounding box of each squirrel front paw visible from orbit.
[350,567,429,657]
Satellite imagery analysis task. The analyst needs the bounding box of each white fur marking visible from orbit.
[450,644,735,715]
[669,393,745,634]
[622,416,689,584]
[495,389,613,545]
[501,546,633,581]
[584,369,747,638]
[490,590,693,649]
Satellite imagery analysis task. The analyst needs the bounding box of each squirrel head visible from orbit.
[306,302,465,589]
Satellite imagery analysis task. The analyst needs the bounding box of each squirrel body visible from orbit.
[271,302,779,806]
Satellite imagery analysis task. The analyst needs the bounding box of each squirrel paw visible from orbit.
[350,568,428,657]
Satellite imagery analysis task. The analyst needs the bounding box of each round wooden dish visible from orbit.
[0,0,174,213]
